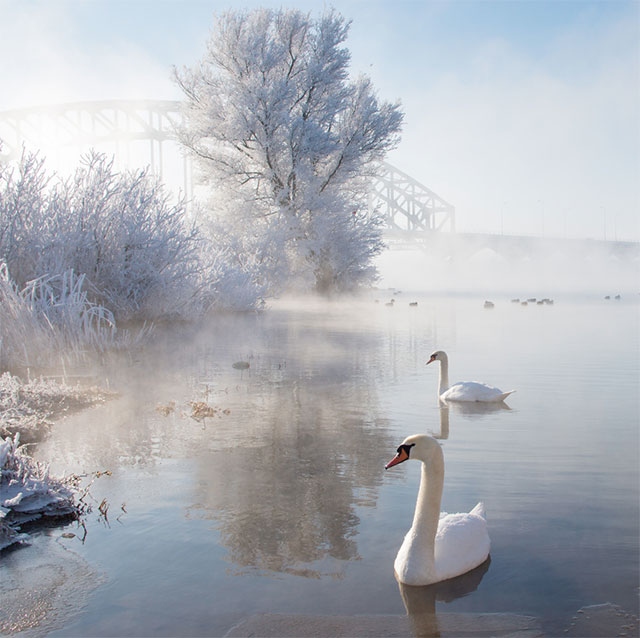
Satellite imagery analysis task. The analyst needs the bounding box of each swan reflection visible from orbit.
[430,398,511,439]
[443,399,512,418]
[430,405,449,440]
[397,557,491,637]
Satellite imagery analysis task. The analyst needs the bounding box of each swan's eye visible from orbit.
[397,443,415,456]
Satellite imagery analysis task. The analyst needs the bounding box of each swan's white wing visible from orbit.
[434,508,490,582]
[441,381,514,403]
[470,502,486,519]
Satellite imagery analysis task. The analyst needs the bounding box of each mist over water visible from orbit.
[375,235,639,296]
[1,2,638,634]
[1,288,635,637]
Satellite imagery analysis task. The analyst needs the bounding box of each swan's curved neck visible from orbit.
[411,449,444,560]
[414,454,444,533]
[394,440,446,585]
[437,355,450,396]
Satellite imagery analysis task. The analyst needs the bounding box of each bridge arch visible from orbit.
[370,162,455,234]
[0,99,454,233]
[0,100,191,202]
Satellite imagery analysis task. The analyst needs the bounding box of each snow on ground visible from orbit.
[0,434,80,550]
[0,371,115,441]
[0,372,116,550]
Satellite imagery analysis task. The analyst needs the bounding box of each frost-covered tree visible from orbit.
[173,8,403,293]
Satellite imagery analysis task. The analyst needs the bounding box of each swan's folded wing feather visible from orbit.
[442,381,511,403]
[434,512,490,581]
[470,502,486,519]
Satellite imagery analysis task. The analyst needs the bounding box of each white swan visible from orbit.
[427,350,515,403]
[385,433,490,586]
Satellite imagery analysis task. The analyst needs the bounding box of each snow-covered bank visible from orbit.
[0,372,114,441]
[0,372,116,550]
[0,434,81,550]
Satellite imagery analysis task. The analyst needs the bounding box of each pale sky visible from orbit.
[1,0,638,241]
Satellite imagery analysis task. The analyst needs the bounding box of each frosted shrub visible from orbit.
[205,246,267,311]
[0,146,266,372]
[0,263,140,369]
[0,151,50,289]
[0,150,206,321]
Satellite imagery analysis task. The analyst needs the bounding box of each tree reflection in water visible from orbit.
[189,380,396,578]
[34,300,434,579]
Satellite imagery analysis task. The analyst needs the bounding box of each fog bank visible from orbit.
[375,235,639,296]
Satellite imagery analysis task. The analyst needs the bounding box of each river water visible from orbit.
[2,292,638,637]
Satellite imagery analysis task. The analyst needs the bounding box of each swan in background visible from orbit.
[385,434,490,586]
[427,350,515,403]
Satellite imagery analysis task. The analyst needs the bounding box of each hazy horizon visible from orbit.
[1,0,638,243]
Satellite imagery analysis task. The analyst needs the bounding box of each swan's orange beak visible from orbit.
[385,447,409,469]
[426,355,436,365]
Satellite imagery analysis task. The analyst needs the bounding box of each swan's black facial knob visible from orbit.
[426,353,438,365]
[385,443,415,469]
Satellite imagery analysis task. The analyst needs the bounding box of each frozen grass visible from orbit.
[0,372,117,550]
[0,262,152,371]
[0,434,80,550]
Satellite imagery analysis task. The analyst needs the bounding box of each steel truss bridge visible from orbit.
[0,100,193,203]
[0,100,636,264]
[0,99,455,234]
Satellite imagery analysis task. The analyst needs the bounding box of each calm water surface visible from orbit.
[3,294,639,636]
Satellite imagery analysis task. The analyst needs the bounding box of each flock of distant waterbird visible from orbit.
[489,294,622,307]
[379,293,625,310]
[511,297,554,306]
[482,297,555,307]
[374,290,421,307]
[374,292,565,309]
